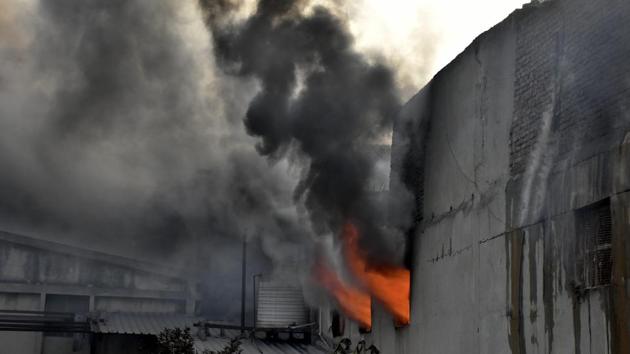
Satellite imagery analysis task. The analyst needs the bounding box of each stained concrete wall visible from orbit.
[371,0,630,353]
[0,232,198,354]
[371,12,517,354]
[0,293,42,354]
[0,232,188,292]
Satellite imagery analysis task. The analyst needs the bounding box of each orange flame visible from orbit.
[314,261,372,329]
[343,223,410,325]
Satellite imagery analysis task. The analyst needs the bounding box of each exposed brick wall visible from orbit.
[510,0,630,177]
[556,0,630,156]
[510,1,562,176]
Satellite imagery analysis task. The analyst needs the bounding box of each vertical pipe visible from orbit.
[253,274,261,331]
[253,275,256,331]
[241,238,247,333]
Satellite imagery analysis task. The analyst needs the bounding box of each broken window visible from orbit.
[575,199,613,288]
[330,310,345,337]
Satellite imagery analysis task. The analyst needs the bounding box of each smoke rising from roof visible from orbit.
[202,0,404,262]
[0,0,413,321]
[0,0,314,268]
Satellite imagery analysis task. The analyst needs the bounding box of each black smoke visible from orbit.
[202,0,402,262]
[0,0,407,322]
[1,0,322,322]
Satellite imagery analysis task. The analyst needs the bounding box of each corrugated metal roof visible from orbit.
[194,336,330,354]
[91,312,202,335]
[91,313,330,353]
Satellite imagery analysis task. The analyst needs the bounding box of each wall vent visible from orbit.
[576,199,613,288]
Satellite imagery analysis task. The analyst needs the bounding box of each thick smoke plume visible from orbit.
[0,0,309,258]
[0,0,408,321]
[202,0,402,262]
[0,0,320,320]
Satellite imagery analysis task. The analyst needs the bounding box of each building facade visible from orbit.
[368,0,630,353]
[0,230,199,354]
[0,231,326,354]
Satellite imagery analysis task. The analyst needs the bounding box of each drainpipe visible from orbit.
[253,273,262,331]
[241,238,247,334]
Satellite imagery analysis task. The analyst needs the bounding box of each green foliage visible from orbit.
[201,338,242,354]
[157,328,195,354]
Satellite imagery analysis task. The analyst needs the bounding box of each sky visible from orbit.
[215,0,527,98]
[338,0,527,97]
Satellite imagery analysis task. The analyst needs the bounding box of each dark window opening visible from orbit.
[575,199,613,289]
[44,294,90,337]
[330,310,345,337]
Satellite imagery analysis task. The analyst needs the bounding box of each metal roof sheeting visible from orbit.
[91,312,202,335]
[194,337,330,354]
[91,313,330,353]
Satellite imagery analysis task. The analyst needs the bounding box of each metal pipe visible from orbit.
[288,322,317,330]
[252,273,262,331]
[197,322,312,333]
[240,238,247,333]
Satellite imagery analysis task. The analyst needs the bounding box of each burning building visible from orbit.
[1,0,629,352]
[317,0,630,353]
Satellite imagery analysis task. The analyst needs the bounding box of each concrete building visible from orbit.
[0,230,200,354]
[0,231,327,354]
[362,0,630,353]
[3,0,629,353]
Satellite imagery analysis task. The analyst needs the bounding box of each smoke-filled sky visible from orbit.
[214,0,528,94]
[201,0,527,97]
[344,0,526,94]
[0,0,525,281]
[0,0,525,321]
[0,0,525,237]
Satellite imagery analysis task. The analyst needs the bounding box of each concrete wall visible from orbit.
[0,232,196,310]
[0,293,42,354]
[0,232,198,354]
[371,0,630,353]
[0,234,187,292]
[371,12,517,354]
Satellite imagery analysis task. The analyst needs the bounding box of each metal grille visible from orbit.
[576,200,613,288]
[594,207,612,285]
[255,281,308,328]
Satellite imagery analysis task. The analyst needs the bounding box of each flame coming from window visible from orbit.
[343,223,410,325]
[314,261,372,329]
[314,223,410,328]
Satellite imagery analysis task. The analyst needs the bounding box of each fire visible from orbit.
[343,223,410,325]
[313,223,410,328]
[314,261,372,329]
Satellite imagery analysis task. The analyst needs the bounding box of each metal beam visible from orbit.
[0,282,191,301]
[0,230,198,281]
[0,310,90,333]
[0,326,91,333]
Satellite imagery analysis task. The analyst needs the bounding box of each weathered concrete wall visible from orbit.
[0,232,198,354]
[94,297,185,313]
[373,0,630,353]
[504,0,630,353]
[0,293,42,354]
[0,234,187,292]
[0,232,196,313]
[371,11,517,354]
[502,140,630,354]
